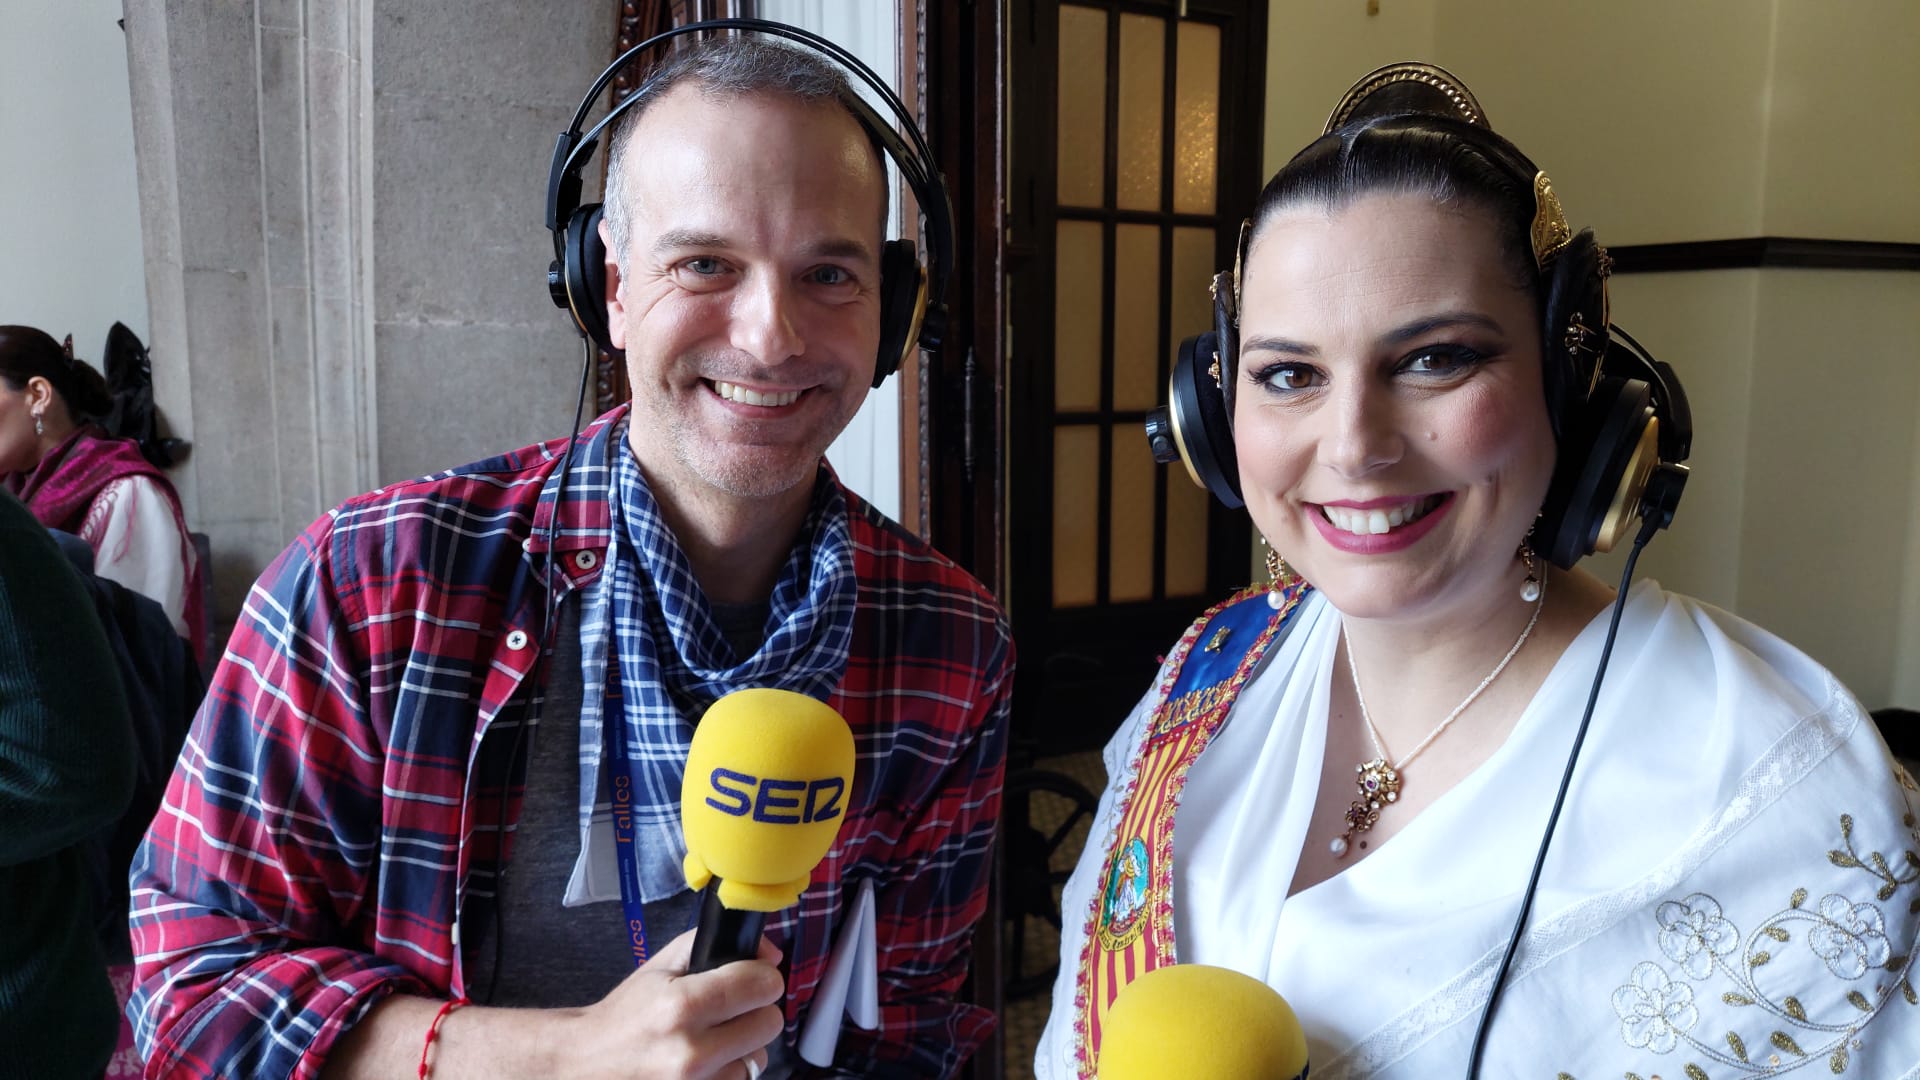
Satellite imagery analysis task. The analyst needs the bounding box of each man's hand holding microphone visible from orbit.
[567,687,856,1079]
[324,689,852,1080]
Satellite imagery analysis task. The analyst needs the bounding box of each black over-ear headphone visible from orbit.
[544,18,955,389]
[1144,63,1691,567]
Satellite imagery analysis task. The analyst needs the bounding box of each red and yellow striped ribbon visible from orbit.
[1072,581,1307,1078]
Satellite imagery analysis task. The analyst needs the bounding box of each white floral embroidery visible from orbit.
[1806,893,1891,979]
[1611,961,1698,1053]
[1584,813,1920,1076]
[1656,892,1740,979]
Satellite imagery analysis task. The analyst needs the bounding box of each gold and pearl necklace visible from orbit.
[1330,573,1546,857]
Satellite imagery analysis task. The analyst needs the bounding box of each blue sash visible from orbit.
[1073,580,1313,1078]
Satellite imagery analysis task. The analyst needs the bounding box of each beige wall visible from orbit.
[1263,0,1920,707]
[1734,271,1920,704]
[1262,0,1438,176]
[1432,0,1776,244]
[1762,0,1920,241]
[1588,271,1759,613]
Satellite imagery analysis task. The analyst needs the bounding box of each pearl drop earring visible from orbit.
[1518,541,1541,603]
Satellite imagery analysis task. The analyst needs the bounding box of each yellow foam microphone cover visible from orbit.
[680,688,855,912]
[1098,964,1309,1080]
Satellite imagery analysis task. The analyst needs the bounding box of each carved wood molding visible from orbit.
[909,0,931,540]
[616,0,676,104]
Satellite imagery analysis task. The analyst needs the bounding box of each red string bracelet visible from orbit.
[417,995,470,1079]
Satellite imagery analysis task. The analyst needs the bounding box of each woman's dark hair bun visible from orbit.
[66,357,114,419]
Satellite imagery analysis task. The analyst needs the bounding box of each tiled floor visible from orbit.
[999,751,1106,1079]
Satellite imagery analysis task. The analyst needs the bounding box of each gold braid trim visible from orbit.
[1323,62,1486,134]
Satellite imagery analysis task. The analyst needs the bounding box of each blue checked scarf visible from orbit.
[591,428,857,902]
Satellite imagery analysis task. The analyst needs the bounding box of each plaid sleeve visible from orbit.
[126,513,430,1080]
[834,617,1014,1078]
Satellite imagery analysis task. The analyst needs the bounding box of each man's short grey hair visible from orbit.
[600,36,886,275]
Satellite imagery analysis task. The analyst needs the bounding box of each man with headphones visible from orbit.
[128,26,1010,1080]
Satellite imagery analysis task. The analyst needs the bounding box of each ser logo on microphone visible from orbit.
[705,768,846,825]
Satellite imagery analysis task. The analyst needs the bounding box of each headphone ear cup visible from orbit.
[564,204,618,356]
[1148,270,1244,508]
[1163,332,1243,508]
[1536,375,1657,568]
[1609,333,1694,465]
[1535,226,1629,568]
[873,239,926,388]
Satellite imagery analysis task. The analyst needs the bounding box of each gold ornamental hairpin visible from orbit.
[1325,61,1572,270]
[1530,173,1573,267]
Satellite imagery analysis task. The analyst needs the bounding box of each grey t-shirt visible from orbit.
[461,598,698,1008]
[461,596,801,1072]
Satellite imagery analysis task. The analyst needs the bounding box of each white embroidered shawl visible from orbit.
[1037,583,1920,1078]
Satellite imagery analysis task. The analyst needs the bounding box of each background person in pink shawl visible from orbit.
[0,324,203,660]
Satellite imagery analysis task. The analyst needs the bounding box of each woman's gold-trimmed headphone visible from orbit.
[1144,62,1690,568]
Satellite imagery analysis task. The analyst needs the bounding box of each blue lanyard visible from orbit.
[605,658,653,968]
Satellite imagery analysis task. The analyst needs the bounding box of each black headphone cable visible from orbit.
[1464,511,1664,1077]
[480,336,595,1006]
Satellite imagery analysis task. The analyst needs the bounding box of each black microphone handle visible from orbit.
[687,879,766,973]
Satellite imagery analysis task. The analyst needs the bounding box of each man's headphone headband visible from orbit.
[544,19,956,388]
[1145,61,1692,568]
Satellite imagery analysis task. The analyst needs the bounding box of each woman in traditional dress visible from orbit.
[0,324,203,657]
[1038,64,1919,1078]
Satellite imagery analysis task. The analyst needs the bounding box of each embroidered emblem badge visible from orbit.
[1098,837,1151,948]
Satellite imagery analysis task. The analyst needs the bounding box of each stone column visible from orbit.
[124,0,610,631]
[124,0,378,625]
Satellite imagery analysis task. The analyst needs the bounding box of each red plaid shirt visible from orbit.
[128,406,1012,1078]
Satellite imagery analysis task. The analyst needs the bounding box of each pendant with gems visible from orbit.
[1329,757,1401,857]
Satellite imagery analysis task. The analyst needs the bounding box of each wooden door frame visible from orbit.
[911,7,1012,1076]
[917,3,1267,1075]
[1004,0,1267,754]
[907,0,1009,598]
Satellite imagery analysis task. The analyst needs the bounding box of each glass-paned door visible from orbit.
[1008,0,1266,753]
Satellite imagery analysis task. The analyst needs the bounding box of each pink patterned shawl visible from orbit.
[3,426,206,659]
